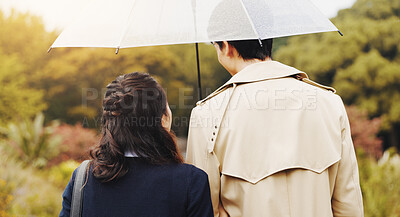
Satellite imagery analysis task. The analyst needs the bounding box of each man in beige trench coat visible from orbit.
[186,39,364,217]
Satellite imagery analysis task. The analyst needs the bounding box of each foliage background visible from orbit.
[0,0,399,216]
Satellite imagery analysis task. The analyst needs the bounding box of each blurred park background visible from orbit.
[0,0,399,216]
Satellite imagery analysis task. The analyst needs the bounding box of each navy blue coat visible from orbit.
[59,158,213,217]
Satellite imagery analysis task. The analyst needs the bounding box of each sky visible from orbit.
[0,0,357,32]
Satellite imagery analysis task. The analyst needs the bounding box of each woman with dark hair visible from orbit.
[59,72,213,217]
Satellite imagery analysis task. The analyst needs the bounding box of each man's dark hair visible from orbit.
[216,39,273,61]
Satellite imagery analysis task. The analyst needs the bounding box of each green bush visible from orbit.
[358,148,400,217]
[0,178,14,217]
[0,147,62,217]
[48,160,80,188]
[0,113,62,168]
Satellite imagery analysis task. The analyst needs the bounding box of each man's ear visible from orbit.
[222,41,235,57]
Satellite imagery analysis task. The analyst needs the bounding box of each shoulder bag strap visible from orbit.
[70,160,90,217]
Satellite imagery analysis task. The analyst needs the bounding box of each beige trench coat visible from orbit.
[186,61,364,217]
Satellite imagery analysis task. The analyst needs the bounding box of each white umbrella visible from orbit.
[49,0,341,98]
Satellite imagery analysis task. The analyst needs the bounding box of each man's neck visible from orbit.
[229,57,272,76]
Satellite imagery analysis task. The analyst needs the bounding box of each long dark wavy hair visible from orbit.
[90,72,183,183]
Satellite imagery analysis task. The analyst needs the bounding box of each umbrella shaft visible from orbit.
[195,43,202,100]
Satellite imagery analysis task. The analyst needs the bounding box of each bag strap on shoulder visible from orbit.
[70,160,90,217]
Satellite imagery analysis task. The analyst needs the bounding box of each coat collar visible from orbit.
[197,61,309,105]
[225,60,308,86]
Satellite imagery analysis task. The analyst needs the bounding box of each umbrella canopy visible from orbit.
[50,0,339,50]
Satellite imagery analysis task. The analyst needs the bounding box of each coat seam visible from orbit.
[349,144,363,215]
[285,171,292,217]
[220,160,341,184]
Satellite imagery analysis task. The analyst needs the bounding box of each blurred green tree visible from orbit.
[0,10,56,72]
[0,51,46,125]
[275,0,400,149]
[0,10,52,125]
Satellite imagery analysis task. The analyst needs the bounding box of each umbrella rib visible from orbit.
[116,0,139,51]
[306,0,342,36]
[238,0,261,41]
